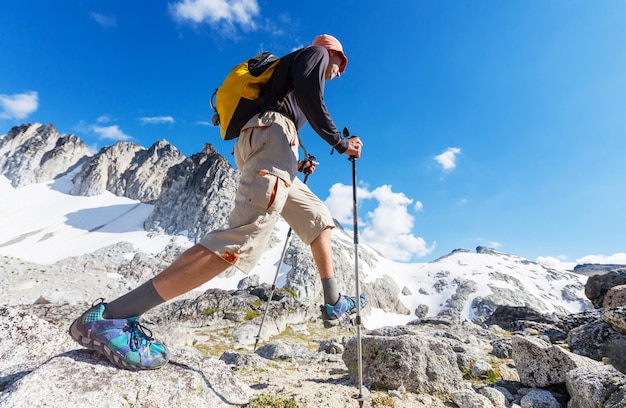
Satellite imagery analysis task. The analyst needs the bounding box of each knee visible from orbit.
[311,226,332,246]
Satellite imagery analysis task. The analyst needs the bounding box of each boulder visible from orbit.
[604,285,626,309]
[566,363,626,408]
[0,306,252,407]
[519,389,561,408]
[485,305,559,331]
[560,309,602,332]
[342,332,464,394]
[0,348,252,408]
[512,335,596,387]
[0,306,77,390]
[585,269,626,309]
[254,340,294,360]
[450,389,494,408]
[602,307,626,334]
[567,318,626,372]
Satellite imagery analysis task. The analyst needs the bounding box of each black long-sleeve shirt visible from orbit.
[263,45,348,154]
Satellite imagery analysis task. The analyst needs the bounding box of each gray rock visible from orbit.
[566,363,626,408]
[471,359,495,378]
[0,348,252,408]
[479,386,510,408]
[145,143,239,244]
[0,123,91,187]
[585,269,626,309]
[437,278,478,321]
[318,339,344,355]
[601,307,626,334]
[415,304,429,319]
[366,274,411,315]
[71,139,185,203]
[219,350,267,369]
[560,309,602,332]
[519,389,561,408]
[450,389,494,408]
[342,333,464,394]
[0,306,252,407]
[567,319,626,365]
[512,335,595,387]
[491,337,513,358]
[0,306,77,390]
[71,141,145,196]
[237,274,260,290]
[603,285,626,309]
[485,305,560,331]
[255,340,294,360]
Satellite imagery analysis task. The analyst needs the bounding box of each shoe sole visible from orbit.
[319,305,355,328]
[69,318,162,371]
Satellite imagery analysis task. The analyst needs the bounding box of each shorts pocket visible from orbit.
[237,166,291,213]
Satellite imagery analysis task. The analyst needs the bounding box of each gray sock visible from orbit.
[321,276,340,306]
[103,279,165,319]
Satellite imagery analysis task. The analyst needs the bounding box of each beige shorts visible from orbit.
[200,111,335,274]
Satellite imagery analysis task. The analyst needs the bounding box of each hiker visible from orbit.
[69,34,365,370]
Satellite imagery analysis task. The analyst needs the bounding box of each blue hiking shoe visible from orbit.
[69,299,169,370]
[322,293,367,322]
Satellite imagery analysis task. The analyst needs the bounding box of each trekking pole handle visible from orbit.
[298,154,318,176]
[342,127,361,162]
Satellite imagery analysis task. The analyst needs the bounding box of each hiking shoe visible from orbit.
[322,293,367,321]
[69,299,169,370]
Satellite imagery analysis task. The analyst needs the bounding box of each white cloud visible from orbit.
[324,183,362,226]
[0,91,39,120]
[537,255,576,271]
[140,116,175,125]
[170,0,260,29]
[96,115,113,123]
[434,147,461,171]
[91,12,116,28]
[92,125,132,141]
[576,253,626,265]
[325,183,434,262]
[537,253,626,271]
[414,201,424,212]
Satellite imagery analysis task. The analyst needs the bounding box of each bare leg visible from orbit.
[310,227,340,305]
[152,244,231,301]
[310,227,334,279]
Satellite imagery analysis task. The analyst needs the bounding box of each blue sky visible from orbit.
[1,1,625,267]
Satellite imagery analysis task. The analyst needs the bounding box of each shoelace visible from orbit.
[125,321,154,351]
[344,296,356,310]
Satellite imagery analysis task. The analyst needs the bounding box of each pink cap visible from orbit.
[312,34,348,72]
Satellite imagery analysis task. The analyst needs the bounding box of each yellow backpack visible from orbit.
[210,52,281,140]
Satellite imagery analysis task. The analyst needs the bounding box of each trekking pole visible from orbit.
[344,127,365,407]
[253,155,316,352]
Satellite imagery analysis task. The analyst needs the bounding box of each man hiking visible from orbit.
[69,34,366,370]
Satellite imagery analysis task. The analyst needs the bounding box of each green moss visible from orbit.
[279,287,298,298]
[245,309,260,321]
[249,300,263,309]
[246,393,299,408]
[201,307,222,316]
[371,394,395,407]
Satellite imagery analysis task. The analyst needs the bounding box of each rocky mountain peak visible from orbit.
[145,142,239,243]
[70,139,185,203]
[0,122,91,187]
